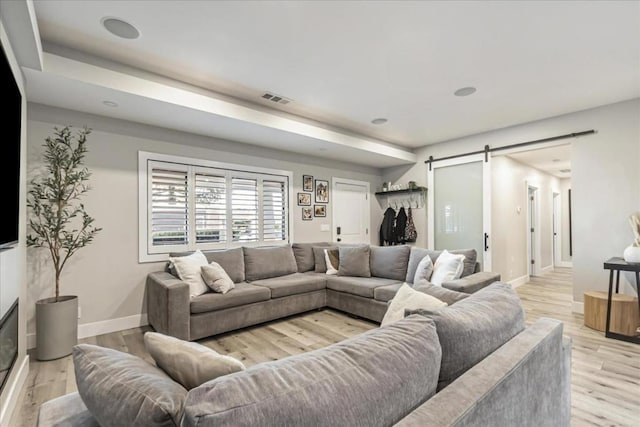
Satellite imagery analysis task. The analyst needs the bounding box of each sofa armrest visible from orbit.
[146,271,190,340]
[442,271,501,294]
[396,318,570,427]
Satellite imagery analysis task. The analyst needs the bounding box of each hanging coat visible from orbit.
[405,207,417,243]
[395,207,407,244]
[380,207,396,245]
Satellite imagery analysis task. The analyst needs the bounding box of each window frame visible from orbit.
[139,151,294,263]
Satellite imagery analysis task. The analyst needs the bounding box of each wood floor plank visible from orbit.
[10,268,640,426]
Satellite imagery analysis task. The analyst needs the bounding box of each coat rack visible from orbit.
[374,187,427,209]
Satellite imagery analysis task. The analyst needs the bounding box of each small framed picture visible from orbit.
[302,207,313,221]
[314,205,326,217]
[297,192,311,206]
[303,175,313,192]
[315,179,329,203]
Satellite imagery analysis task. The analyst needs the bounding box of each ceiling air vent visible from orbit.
[261,92,291,105]
[559,169,571,173]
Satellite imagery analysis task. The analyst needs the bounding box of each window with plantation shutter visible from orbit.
[141,154,291,261]
[149,166,189,249]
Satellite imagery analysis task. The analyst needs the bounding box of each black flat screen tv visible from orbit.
[0,40,21,249]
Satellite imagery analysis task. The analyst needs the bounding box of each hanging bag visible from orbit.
[405,207,417,243]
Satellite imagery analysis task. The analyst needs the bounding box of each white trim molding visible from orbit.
[509,275,530,289]
[555,261,573,268]
[0,355,29,427]
[541,265,554,273]
[28,313,148,350]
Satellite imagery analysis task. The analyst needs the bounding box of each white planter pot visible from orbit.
[36,295,78,360]
[623,245,640,263]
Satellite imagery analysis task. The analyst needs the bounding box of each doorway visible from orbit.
[428,154,492,271]
[553,192,560,267]
[332,178,370,244]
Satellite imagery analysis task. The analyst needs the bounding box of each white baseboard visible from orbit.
[572,301,584,315]
[555,261,573,268]
[0,355,29,427]
[509,275,530,289]
[27,313,148,350]
[541,265,554,273]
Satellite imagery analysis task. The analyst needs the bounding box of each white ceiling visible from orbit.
[6,1,640,167]
[507,144,572,178]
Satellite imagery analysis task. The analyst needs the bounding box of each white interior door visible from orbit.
[428,154,492,271]
[553,192,560,267]
[332,178,370,244]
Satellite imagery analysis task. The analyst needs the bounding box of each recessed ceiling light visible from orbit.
[101,17,140,39]
[454,87,477,97]
[102,100,118,107]
[371,118,388,125]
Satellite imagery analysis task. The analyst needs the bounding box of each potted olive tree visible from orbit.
[27,126,101,360]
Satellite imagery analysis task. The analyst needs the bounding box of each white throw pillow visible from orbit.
[381,283,447,326]
[201,262,234,294]
[430,250,465,286]
[413,255,434,284]
[169,250,209,297]
[324,249,338,275]
[144,332,245,390]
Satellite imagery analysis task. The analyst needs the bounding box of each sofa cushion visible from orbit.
[190,282,271,314]
[37,392,99,427]
[338,245,371,277]
[144,332,245,390]
[171,248,245,283]
[251,273,327,298]
[406,248,478,283]
[313,245,338,272]
[431,250,465,286]
[374,282,403,302]
[182,316,442,427]
[414,281,470,305]
[327,276,398,298]
[370,245,411,281]
[292,242,331,272]
[200,262,234,294]
[73,344,187,427]
[169,251,210,297]
[405,282,525,389]
[243,245,298,281]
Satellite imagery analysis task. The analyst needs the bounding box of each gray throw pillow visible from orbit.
[369,246,411,281]
[292,242,331,272]
[73,344,187,427]
[338,245,371,277]
[405,282,525,389]
[144,332,245,390]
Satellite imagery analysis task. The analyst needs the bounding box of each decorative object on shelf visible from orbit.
[297,192,311,206]
[623,212,640,263]
[302,207,312,221]
[314,205,326,217]
[315,179,329,203]
[408,181,417,190]
[303,175,313,192]
[382,182,388,192]
[27,126,102,361]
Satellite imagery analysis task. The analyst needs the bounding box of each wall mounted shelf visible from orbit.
[375,186,427,209]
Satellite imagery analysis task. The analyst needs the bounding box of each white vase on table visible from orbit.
[623,244,640,263]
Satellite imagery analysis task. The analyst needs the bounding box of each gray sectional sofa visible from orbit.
[147,243,501,341]
[38,282,572,427]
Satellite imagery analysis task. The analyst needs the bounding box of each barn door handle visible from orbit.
[484,233,489,251]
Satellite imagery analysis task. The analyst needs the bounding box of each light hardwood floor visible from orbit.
[11,268,640,426]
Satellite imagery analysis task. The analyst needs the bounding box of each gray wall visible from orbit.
[382,98,640,305]
[26,104,383,336]
[491,155,560,282]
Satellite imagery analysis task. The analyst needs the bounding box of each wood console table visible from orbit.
[602,257,640,344]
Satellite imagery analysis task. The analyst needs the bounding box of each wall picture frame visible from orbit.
[297,192,311,206]
[315,179,329,203]
[303,175,313,192]
[302,207,313,221]
[314,205,326,217]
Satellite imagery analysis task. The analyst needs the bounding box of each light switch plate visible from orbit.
[320,224,330,232]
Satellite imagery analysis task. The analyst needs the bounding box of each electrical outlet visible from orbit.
[78,306,81,319]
